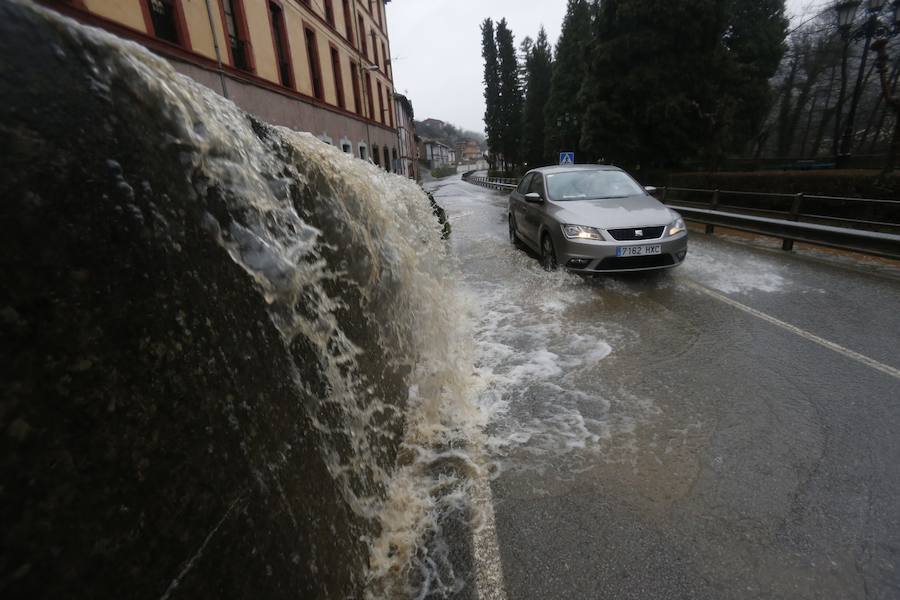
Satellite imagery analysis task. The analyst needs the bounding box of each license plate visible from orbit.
[616,245,662,257]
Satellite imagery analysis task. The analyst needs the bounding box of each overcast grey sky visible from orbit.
[386,0,835,134]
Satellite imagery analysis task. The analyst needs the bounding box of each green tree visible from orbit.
[544,0,593,162]
[481,18,500,165]
[496,18,523,173]
[521,27,554,168]
[720,0,789,160]
[579,0,786,169]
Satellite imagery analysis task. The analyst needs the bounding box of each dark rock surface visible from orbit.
[0,4,402,598]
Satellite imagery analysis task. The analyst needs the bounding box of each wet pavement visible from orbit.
[426,174,900,600]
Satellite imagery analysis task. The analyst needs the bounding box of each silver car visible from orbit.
[508,165,688,273]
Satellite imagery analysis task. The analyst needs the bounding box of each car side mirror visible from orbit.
[524,192,543,203]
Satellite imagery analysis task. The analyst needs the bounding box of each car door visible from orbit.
[510,173,533,240]
[520,173,546,244]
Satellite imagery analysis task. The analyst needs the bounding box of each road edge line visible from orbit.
[471,473,508,600]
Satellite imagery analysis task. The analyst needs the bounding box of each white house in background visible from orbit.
[394,93,418,179]
[419,139,453,168]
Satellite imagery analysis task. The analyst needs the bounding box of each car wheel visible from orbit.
[509,214,521,247]
[541,234,558,271]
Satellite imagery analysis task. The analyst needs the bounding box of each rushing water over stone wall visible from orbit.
[0,3,480,598]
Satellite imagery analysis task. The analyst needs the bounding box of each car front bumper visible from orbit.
[555,232,688,273]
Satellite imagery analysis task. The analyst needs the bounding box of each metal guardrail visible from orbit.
[674,206,900,260]
[464,175,900,260]
[466,175,517,191]
[661,187,900,233]
[660,186,900,258]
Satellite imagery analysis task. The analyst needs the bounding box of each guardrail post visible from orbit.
[705,189,720,234]
[782,193,804,251]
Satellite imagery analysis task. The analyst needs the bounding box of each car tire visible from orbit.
[509,215,523,248]
[541,233,558,271]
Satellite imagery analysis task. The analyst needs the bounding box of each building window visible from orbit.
[342,143,352,153]
[329,46,345,109]
[365,72,375,121]
[350,61,362,115]
[269,2,293,88]
[392,148,399,172]
[373,145,380,167]
[359,144,367,160]
[342,0,354,44]
[222,0,253,71]
[324,0,335,27]
[370,30,378,69]
[148,0,187,46]
[381,42,388,75]
[358,15,367,58]
[383,146,390,171]
[304,26,324,100]
[376,81,384,124]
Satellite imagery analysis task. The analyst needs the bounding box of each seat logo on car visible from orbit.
[635,229,643,237]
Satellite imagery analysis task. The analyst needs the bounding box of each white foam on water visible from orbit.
[682,238,787,293]
[461,261,627,473]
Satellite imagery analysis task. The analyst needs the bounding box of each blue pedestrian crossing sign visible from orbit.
[559,152,575,165]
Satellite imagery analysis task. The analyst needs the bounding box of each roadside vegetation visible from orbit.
[480,0,899,195]
[430,165,458,179]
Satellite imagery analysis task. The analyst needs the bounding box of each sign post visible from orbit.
[559,152,575,165]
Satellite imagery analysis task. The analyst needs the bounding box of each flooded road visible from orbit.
[8,4,898,598]
[428,175,900,600]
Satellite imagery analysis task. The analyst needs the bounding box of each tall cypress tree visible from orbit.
[496,18,523,173]
[481,18,500,166]
[544,0,593,162]
[521,27,554,168]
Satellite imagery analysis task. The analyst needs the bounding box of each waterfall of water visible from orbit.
[0,3,486,598]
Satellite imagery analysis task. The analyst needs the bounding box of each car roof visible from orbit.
[527,164,623,176]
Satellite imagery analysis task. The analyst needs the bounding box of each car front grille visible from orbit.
[595,254,675,271]
[607,226,665,241]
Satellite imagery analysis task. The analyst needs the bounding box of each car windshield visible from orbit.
[545,170,645,201]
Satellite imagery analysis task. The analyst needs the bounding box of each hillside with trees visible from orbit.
[414,118,486,150]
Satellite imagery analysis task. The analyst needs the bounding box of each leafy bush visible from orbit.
[430,166,457,179]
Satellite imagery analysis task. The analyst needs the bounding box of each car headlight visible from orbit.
[667,217,686,237]
[562,224,603,240]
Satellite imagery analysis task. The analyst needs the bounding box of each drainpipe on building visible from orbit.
[382,3,402,174]
[393,93,404,175]
[351,0,373,162]
[202,0,230,99]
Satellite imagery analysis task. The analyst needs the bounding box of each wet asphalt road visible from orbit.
[425,175,900,600]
